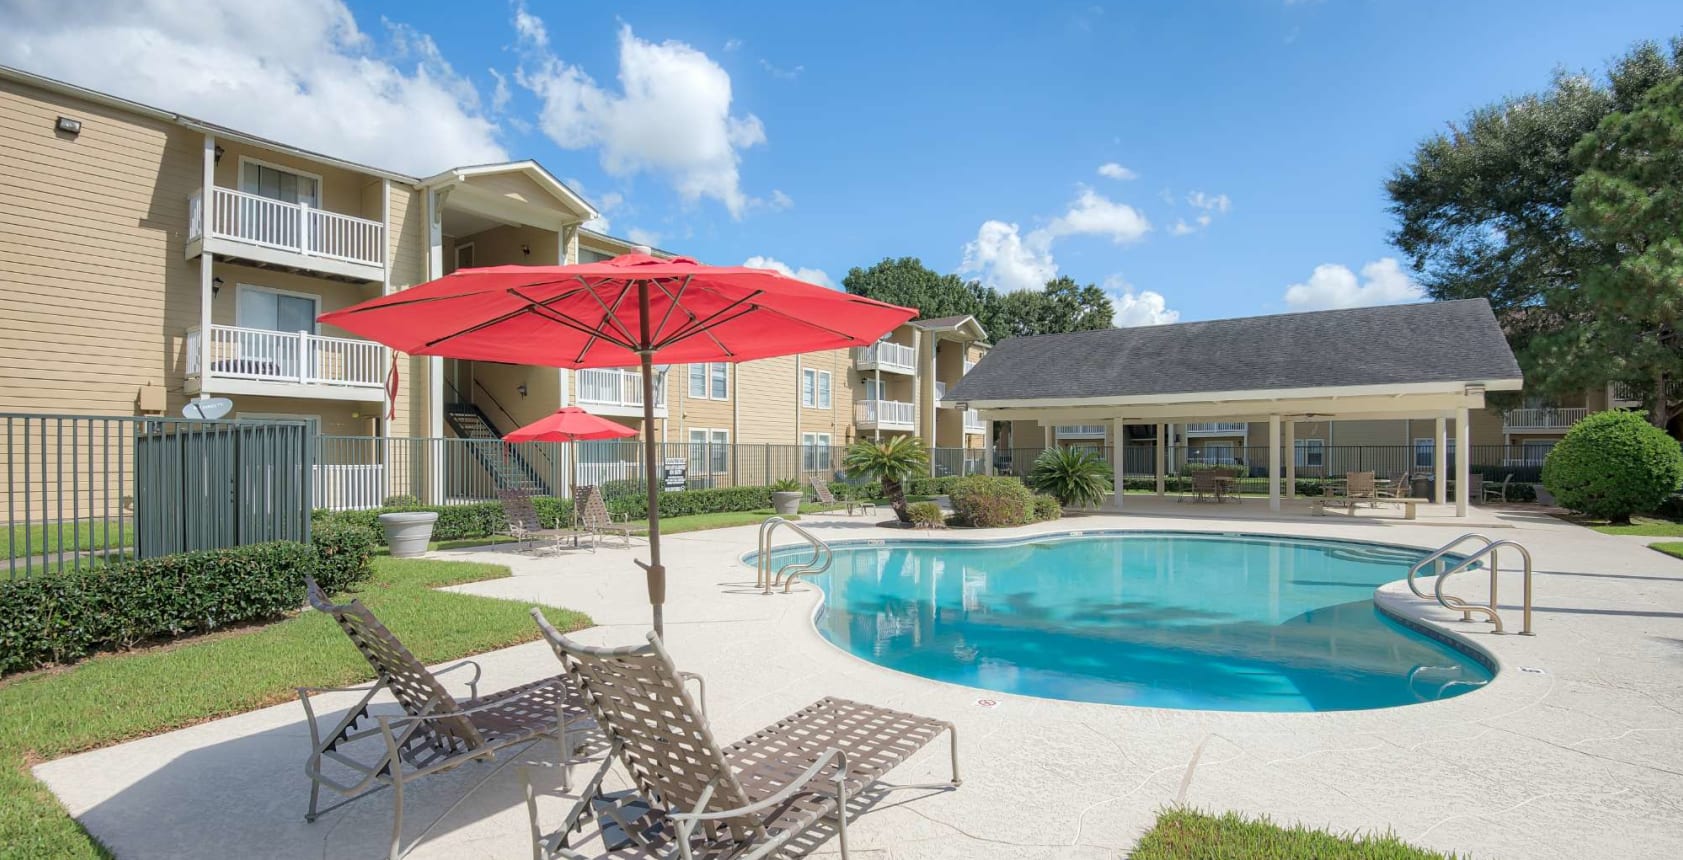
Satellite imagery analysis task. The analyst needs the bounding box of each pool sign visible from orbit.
[662,458,688,492]
[975,698,998,708]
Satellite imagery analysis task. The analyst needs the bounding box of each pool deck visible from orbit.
[34,502,1683,859]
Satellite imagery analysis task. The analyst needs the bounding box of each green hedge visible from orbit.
[1031,494,1063,521]
[907,501,945,527]
[949,476,1035,528]
[0,524,375,676]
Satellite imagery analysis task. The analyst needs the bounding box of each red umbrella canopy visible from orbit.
[504,407,638,443]
[318,254,918,368]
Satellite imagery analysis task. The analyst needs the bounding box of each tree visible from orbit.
[1552,78,1683,427]
[841,257,992,323]
[1387,37,1683,413]
[1027,447,1114,509]
[841,435,929,524]
[1542,410,1683,523]
[843,259,1112,339]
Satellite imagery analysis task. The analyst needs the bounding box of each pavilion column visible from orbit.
[1455,407,1471,517]
[1268,414,1282,512]
[1154,423,1166,496]
[1434,415,1448,505]
[983,419,995,476]
[1284,418,1296,500]
[1106,416,1124,511]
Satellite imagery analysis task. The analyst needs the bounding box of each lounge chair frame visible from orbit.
[573,484,634,547]
[499,488,592,552]
[811,473,875,517]
[524,611,960,859]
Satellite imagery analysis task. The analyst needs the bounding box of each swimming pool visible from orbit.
[753,531,1492,712]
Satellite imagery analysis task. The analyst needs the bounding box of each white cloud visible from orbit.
[958,221,1059,293]
[768,189,794,210]
[723,38,743,52]
[1102,276,1180,327]
[0,0,507,176]
[758,58,804,80]
[1046,187,1152,244]
[1283,257,1424,311]
[1097,162,1138,181]
[1168,190,1230,236]
[626,227,662,249]
[743,255,834,288]
[488,68,513,113]
[1187,190,1231,214]
[515,15,766,218]
[513,2,548,46]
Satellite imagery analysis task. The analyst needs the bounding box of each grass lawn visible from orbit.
[1585,516,1683,537]
[1132,809,1458,859]
[2,520,133,559]
[1648,541,1683,560]
[0,556,592,859]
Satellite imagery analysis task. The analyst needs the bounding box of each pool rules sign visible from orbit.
[662,458,687,492]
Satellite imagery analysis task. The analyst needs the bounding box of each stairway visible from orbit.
[443,402,551,494]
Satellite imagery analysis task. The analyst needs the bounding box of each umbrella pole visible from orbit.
[637,281,665,639]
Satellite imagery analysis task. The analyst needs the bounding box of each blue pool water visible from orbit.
[754,531,1492,712]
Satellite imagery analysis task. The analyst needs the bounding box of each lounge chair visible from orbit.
[297,577,594,860]
[498,488,590,552]
[573,484,634,547]
[812,473,876,517]
[524,612,961,859]
[1482,473,1513,504]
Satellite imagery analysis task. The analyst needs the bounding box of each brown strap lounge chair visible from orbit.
[498,487,590,552]
[811,473,875,517]
[573,484,634,547]
[297,577,594,860]
[524,611,960,859]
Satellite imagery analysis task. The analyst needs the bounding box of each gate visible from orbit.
[134,418,315,558]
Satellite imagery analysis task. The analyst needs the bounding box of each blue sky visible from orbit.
[4,0,1679,325]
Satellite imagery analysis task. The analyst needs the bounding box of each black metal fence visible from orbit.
[992,444,1548,483]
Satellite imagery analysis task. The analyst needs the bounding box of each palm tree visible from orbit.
[1027,447,1114,509]
[842,436,929,523]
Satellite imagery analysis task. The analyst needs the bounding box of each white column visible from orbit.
[1154,422,1166,496]
[1268,414,1282,512]
[1107,416,1124,511]
[1284,419,1297,500]
[424,188,446,503]
[197,134,216,397]
[1434,415,1448,505]
[1455,407,1471,517]
[983,420,995,476]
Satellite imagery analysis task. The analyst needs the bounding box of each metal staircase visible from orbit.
[757,516,834,594]
[443,400,552,495]
[1407,533,1535,635]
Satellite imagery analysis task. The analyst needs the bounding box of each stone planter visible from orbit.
[378,511,438,558]
[771,491,803,516]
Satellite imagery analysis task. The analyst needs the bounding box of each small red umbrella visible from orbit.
[504,407,639,443]
[320,254,916,636]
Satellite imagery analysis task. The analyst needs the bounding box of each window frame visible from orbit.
[1413,437,1458,470]
[237,155,323,208]
[687,428,730,474]
[234,283,320,334]
[802,431,832,472]
[688,363,728,400]
[801,368,833,408]
[1293,438,1325,468]
[710,363,729,400]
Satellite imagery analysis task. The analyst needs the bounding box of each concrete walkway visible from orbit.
[33,506,1683,859]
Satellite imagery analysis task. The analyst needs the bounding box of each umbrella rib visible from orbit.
[650,288,767,349]
[569,278,640,363]
[503,280,642,355]
[649,276,693,345]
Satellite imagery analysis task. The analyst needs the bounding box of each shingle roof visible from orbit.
[946,299,1522,404]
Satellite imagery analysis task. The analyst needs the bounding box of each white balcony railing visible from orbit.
[1055,424,1107,438]
[578,368,667,409]
[934,380,948,403]
[186,324,385,388]
[855,341,916,374]
[855,399,915,429]
[963,358,977,374]
[1502,407,1588,431]
[1184,422,1248,435]
[963,409,985,433]
[190,186,385,268]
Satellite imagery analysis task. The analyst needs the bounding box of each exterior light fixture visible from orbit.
[517,383,529,397]
[55,116,81,136]
[211,277,224,296]
[213,145,225,165]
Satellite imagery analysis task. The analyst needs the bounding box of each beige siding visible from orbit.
[384,184,427,437]
[211,138,381,222]
[449,224,559,271]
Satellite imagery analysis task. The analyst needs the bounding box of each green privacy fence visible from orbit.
[4,413,315,579]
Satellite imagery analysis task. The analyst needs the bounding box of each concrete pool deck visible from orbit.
[33,505,1683,859]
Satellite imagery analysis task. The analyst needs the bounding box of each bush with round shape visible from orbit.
[1031,494,1062,521]
[948,476,1034,528]
[907,501,945,528]
[1542,410,1683,523]
[1027,447,1114,509]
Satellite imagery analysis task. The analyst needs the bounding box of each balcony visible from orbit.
[185,324,386,402]
[1055,424,1107,438]
[963,409,985,433]
[1503,407,1588,432]
[577,368,668,418]
[187,186,385,282]
[854,341,916,374]
[855,399,915,431]
[1184,422,1248,435]
[963,358,977,375]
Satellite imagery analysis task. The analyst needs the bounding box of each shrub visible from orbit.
[906,476,965,496]
[907,501,945,528]
[1027,448,1114,508]
[843,436,930,523]
[770,478,800,492]
[948,476,1034,528]
[1031,494,1063,521]
[311,520,375,592]
[1542,410,1683,523]
[600,478,645,500]
[382,493,422,509]
[0,541,318,675]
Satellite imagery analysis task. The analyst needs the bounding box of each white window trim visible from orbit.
[709,363,729,400]
[802,368,832,408]
[237,154,323,205]
[1413,437,1457,469]
[688,427,730,474]
[802,432,832,471]
[1293,438,1325,468]
[688,363,729,400]
[234,283,320,333]
[454,241,475,271]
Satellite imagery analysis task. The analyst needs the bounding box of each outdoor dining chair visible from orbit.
[524,610,961,859]
[1483,473,1514,503]
[297,578,595,860]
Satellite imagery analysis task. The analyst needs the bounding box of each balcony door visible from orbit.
[236,285,318,380]
[238,158,321,250]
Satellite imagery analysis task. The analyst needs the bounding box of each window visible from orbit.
[1193,443,1234,464]
[802,368,831,408]
[454,242,475,271]
[1294,439,1325,469]
[861,379,886,400]
[688,428,729,474]
[240,158,320,208]
[688,363,728,400]
[578,247,615,263]
[802,432,832,472]
[1414,438,1458,471]
[236,285,317,334]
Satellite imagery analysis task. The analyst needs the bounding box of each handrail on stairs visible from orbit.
[756,517,833,595]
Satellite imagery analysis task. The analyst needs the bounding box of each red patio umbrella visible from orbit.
[505,407,639,495]
[320,254,917,636]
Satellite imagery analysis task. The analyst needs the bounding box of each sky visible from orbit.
[2,0,1679,326]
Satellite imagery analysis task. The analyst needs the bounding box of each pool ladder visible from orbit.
[1406,533,1535,635]
[756,517,834,594]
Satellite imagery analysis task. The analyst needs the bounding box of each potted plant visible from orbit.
[770,478,803,516]
[377,495,437,558]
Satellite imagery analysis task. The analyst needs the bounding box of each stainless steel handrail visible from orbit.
[1433,540,1535,636]
[756,517,834,594]
[1406,533,1496,600]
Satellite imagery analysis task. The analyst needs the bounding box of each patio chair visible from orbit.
[573,484,634,547]
[1482,473,1513,504]
[498,488,590,552]
[812,473,876,516]
[1179,469,1220,503]
[1378,471,1411,500]
[1344,471,1378,504]
[297,577,595,860]
[1213,466,1244,502]
[524,611,961,859]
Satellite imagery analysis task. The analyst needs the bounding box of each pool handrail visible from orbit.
[1431,540,1535,636]
[755,517,834,594]
[1406,533,1496,600]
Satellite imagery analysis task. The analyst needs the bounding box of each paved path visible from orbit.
[33,506,1683,859]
